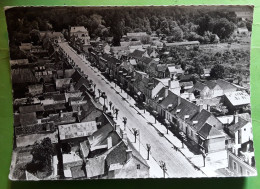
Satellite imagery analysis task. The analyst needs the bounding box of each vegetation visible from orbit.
[6,6,249,46]
[27,137,54,177]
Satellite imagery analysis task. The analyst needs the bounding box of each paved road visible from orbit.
[59,42,205,177]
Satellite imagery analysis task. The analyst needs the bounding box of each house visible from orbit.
[70,26,90,45]
[58,121,98,143]
[55,78,72,91]
[126,32,148,41]
[197,123,226,153]
[237,27,249,35]
[227,140,256,176]
[128,49,147,60]
[156,64,167,78]
[204,80,224,98]
[164,41,200,48]
[28,84,43,96]
[19,43,32,52]
[228,115,253,150]
[10,59,29,66]
[224,91,250,113]
[201,68,211,78]
[180,81,193,92]
[165,65,184,79]
[193,81,211,99]
[216,79,237,94]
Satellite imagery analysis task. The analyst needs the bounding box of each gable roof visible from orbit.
[70,26,88,33]
[228,117,249,133]
[19,104,44,113]
[194,81,208,91]
[198,123,225,139]
[71,70,83,83]
[216,79,237,91]
[85,155,106,178]
[189,109,212,131]
[19,112,38,126]
[225,91,250,106]
[204,80,219,89]
[128,49,145,58]
[139,57,154,64]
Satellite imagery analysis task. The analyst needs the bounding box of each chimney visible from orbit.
[165,87,169,98]
[199,104,203,112]
[234,114,239,123]
[77,106,81,116]
[60,110,63,118]
[107,137,112,149]
[207,104,211,111]
[122,130,128,145]
[126,149,133,161]
[177,96,181,106]
[168,79,172,89]
[247,143,250,152]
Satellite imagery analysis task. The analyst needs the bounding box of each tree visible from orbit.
[169,26,183,41]
[210,64,225,79]
[212,18,235,39]
[146,144,151,160]
[30,138,54,171]
[133,128,139,143]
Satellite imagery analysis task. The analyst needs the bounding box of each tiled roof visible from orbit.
[85,155,106,178]
[71,70,83,82]
[19,112,38,126]
[216,79,237,91]
[189,109,211,132]
[179,74,193,81]
[157,64,167,72]
[55,78,71,89]
[70,26,88,33]
[70,165,87,179]
[53,94,66,101]
[89,123,114,147]
[58,121,97,140]
[180,81,193,87]
[11,69,37,84]
[198,123,224,139]
[74,77,89,91]
[139,57,154,64]
[19,104,44,114]
[225,91,250,106]
[228,117,249,133]
[128,49,145,58]
[44,103,66,111]
[173,98,200,121]
[159,91,179,109]
[204,80,218,89]
[194,81,207,91]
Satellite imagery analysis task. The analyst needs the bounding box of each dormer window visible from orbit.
[192,120,198,125]
[176,109,181,113]
[184,115,189,119]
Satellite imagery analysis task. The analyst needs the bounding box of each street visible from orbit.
[59,42,205,177]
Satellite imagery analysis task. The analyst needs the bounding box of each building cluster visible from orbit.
[10,30,149,180]
[9,25,256,179]
[72,26,255,176]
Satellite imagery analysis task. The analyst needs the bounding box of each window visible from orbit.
[240,166,243,175]
[233,161,237,171]
[191,130,193,137]
[137,164,140,169]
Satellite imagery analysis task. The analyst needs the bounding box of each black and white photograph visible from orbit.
[5,5,256,180]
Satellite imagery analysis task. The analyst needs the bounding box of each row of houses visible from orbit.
[85,31,255,176]
[10,38,150,180]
